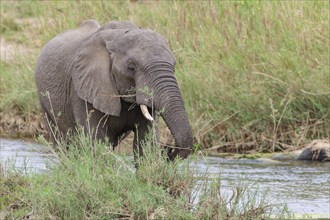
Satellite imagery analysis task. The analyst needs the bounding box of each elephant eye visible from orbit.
[128,63,136,74]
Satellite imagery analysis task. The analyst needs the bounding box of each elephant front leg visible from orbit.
[133,120,156,165]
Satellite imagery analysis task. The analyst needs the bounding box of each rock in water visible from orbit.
[298,140,330,161]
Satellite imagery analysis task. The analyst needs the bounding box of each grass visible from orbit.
[0,1,329,151]
[0,59,38,113]
[0,130,291,219]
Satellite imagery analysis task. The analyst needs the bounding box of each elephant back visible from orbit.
[34,20,101,127]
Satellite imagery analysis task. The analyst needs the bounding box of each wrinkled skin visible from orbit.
[35,20,193,161]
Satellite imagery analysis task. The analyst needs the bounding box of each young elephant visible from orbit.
[35,20,193,160]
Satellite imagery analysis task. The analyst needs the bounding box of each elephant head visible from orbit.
[72,22,193,160]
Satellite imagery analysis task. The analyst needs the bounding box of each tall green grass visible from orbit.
[0,130,290,219]
[1,1,329,150]
[0,58,38,113]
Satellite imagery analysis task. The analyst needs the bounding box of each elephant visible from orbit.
[35,20,193,161]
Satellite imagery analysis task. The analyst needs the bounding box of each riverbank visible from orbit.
[1,1,329,153]
[0,110,45,139]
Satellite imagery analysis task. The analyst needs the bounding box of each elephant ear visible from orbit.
[73,33,121,116]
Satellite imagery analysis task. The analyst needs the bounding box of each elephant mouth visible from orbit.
[121,95,136,103]
[120,93,154,121]
[120,86,138,103]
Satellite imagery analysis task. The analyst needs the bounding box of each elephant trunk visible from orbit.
[159,93,194,160]
[137,61,193,160]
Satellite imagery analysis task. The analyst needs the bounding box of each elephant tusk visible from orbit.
[140,105,154,122]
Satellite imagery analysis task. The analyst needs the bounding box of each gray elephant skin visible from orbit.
[35,20,193,160]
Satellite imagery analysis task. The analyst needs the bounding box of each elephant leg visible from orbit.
[40,101,69,145]
[71,98,116,146]
[133,118,156,165]
[83,111,118,147]
[41,105,57,144]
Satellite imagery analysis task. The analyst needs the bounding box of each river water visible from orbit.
[0,139,329,218]
[0,139,57,173]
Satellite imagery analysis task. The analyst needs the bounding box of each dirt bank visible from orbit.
[0,110,45,139]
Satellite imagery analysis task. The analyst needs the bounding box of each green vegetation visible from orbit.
[0,2,327,218]
[0,130,290,219]
[1,1,329,151]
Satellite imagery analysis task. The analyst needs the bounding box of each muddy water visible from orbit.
[0,139,329,217]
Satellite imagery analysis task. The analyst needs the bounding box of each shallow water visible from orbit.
[0,139,57,173]
[191,156,330,218]
[0,139,329,217]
